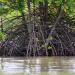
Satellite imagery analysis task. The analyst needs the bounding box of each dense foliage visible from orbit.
[0,0,75,56]
[0,0,75,32]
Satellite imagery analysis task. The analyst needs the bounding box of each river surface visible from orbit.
[0,57,75,75]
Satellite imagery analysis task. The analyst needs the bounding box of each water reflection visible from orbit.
[0,57,75,75]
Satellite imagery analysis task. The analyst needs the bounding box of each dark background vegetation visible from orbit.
[0,0,75,56]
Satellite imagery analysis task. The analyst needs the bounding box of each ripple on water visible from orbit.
[0,57,75,75]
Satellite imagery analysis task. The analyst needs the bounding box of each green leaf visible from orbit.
[48,46,52,49]
[0,32,7,41]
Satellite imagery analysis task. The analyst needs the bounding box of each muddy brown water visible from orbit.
[0,57,75,75]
